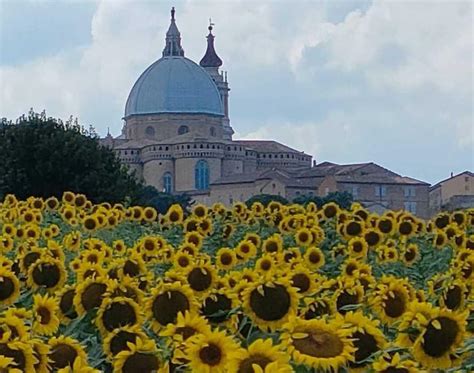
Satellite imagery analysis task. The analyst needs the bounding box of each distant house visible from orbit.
[429,171,474,215]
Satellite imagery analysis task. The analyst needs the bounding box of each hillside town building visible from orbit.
[102,8,431,218]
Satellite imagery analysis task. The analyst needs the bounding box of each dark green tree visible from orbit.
[0,110,140,203]
[134,185,193,214]
[245,194,289,207]
[293,191,354,210]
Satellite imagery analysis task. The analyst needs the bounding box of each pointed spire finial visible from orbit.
[162,7,185,57]
[171,7,175,21]
[200,18,223,68]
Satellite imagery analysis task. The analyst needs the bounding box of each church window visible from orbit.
[178,125,189,135]
[195,160,209,190]
[145,126,155,137]
[210,127,216,137]
[163,172,173,193]
[165,147,169,151]
[200,144,203,149]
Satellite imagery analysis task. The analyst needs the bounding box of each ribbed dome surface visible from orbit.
[125,57,224,118]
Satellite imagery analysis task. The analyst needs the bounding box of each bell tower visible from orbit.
[200,21,234,140]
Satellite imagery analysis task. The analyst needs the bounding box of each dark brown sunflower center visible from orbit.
[249,284,291,321]
[346,222,362,236]
[102,302,137,332]
[444,286,462,310]
[80,282,107,311]
[0,277,15,300]
[352,242,363,253]
[324,206,337,218]
[111,286,139,303]
[238,354,272,373]
[298,232,309,242]
[199,343,222,366]
[144,240,155,251]
[350,331,379,366]
[378,220,392,233]
[365,231,380,246]
[422,316,459,357]
[123,260,140,277]
[291,273,311,293]
[122,352,160,373]
[265,241,279,253]
[260,260,272,271]
[384,290,406,318]
[50,344,78,369]
[202,294,232,323]
[304,301,330,319]
[37,306,51,324]
[404,249,416,262]
[178,257,189,267]
[84,218,97,230]
[220,253,233,266]
[152,290,190,326]
[109,331,138,356]
[0,343,26,370]
[308,252,321,264]
[176,326,197,340]
[187,268,212,292]
[32,263,61,288]
[399,222,413,235]
[336,291,359,314]
[240,244,250,253]
[292,329,344,358]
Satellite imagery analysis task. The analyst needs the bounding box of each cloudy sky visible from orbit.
[1,0,472,184]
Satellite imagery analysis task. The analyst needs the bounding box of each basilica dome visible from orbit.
[124,56,224,119]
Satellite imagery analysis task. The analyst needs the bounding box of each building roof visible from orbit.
[430,171,474,190]
[233,140,305,154]
[212,168,315,188]
[200,26,223,68]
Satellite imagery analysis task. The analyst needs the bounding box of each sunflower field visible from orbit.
[0,192,473,372]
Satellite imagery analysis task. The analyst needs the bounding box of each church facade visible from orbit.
[102,8,430,218]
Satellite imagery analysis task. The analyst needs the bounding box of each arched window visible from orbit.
[178,125,189,135]
[145,126,155,138]
[210,127,216,137]
[163,172,173,193]
[195,160,209,190]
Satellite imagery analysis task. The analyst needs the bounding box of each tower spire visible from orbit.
[199,20,222,67]
[162,7,185,57]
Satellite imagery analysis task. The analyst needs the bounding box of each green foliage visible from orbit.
[133,185,193,214]
[293,191,354,210]
[245,193,289,207]
[0,110,140,203]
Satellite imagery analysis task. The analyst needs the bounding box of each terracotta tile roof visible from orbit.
[233,140,306,154]
[430,171,474,190]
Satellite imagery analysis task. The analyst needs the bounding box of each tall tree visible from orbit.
[0,110,140,203]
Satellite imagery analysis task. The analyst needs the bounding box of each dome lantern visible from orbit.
[200,20,223,68]
[162,7,185,57]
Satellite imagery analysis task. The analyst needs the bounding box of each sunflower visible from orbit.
[322,202,339,219]
[333,280,364,315]
[254,254,276,274]
[32,293,60,336]
[413,308,468,369]
[262,234,283,254]
[371,280,410,324]
[343,219,364,238]
[215,247,237,270]
[183,329,238,373]
[303,246,325,270]
[281,316,355,371]
[372,352,419,373]
[27,256,67,292]
[56,285,78,324]
[183,262,216,295]
[96,296,141,336]
[31,338,50,373]
[433,230,448,248]
[0,314,29,341]
[301,296,333,319]
[103,325,148,360]
[287,264,317,295]
[82,215,100,232]
[76,262,106,282]
[295,227,313,247]
[377,216,395,235]
[113,338,163,373]
[146,282,198,332]
[0,267,20,307]
[229,338,292,373]
[166,204,184,225]
[201,289,237,326]
[242,277,299,331]
[160,311,211,351]
[244,232,261,249]
[0,340,35,372]
[106,277,144,304]
[56,356,100,373]
[0,355,22,372]
[74,277,111,316]
[440,278,467,311]
[347,237,368,258]
[341,311,386,371]
[402,243,419,266]
[235,240,257,262]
